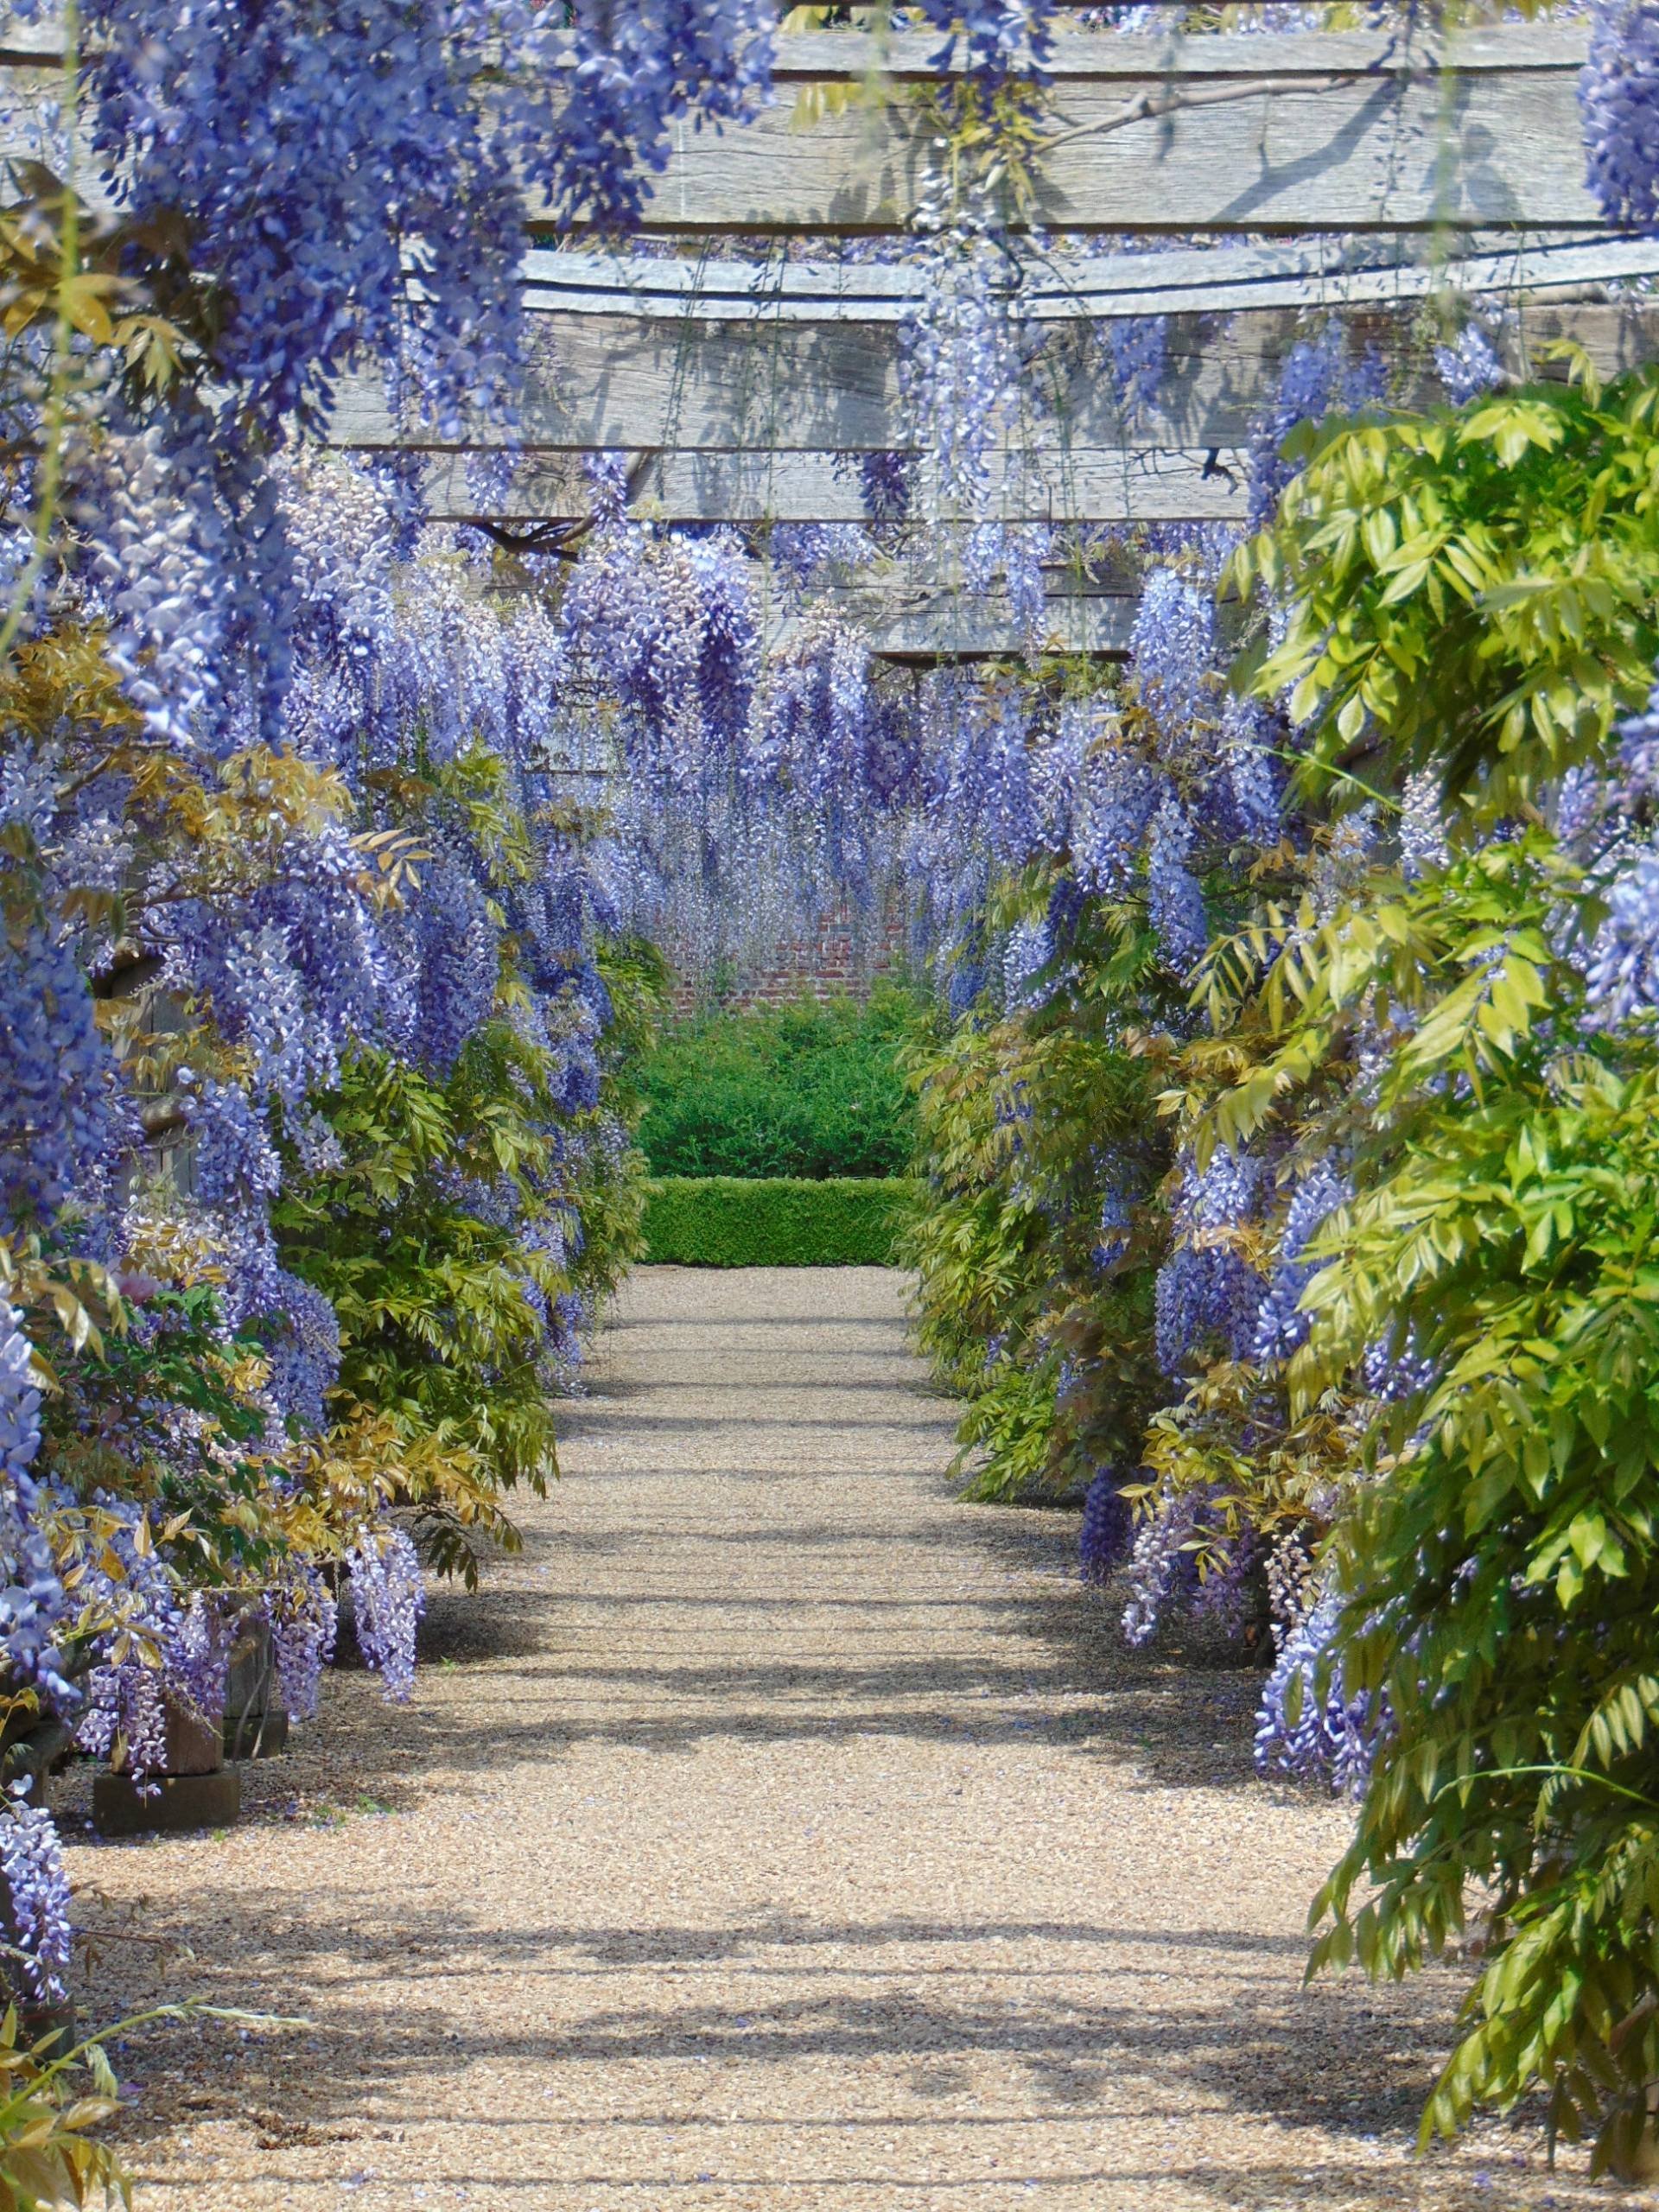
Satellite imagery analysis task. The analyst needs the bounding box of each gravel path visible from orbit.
[65,1267,1635,2210]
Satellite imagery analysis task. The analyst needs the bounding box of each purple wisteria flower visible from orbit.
[0,1786,72,2003]
[1255,1586,1381,1795]
[1581,0,1659,229]
[348,1526,426,1703]
[1251,1160,1351,1363]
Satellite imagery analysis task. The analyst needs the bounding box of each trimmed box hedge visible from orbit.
[641,1176,917,1267]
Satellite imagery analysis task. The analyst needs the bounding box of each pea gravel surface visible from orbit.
[60,1267,1647,2211]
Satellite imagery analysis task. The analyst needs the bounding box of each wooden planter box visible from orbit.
[222,1618,289,1759]
[92,1695,241,1838]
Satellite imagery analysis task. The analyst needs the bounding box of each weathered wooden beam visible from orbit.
[0,22,62,63]
[486,547,1136,659]
[537,34,1605,234]
[0,22,1586,77]
[769,582,1137,660]
[769,24,1591,80]
[0,26,1616,239]
[418,444,1251,524]
[326,300,1659,465]
[512,233,1659,323]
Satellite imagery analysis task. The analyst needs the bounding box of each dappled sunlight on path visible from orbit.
[66,1268,1622,2210]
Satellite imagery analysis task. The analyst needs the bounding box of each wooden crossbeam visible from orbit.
[0,25,1618,238]
[512,233,1659,323]
[767,25,1591,81]
[418,445,1251,524]
[768,580,1136,659]
[808,601,1131,658]
[0,21,1586,76]
[538,27,1605,234]
[324,302,1659,505]
[490,556,1137,661]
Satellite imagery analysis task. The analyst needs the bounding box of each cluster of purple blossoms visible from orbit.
[165,1592,235,1731]
[1580,0,1659,230]
[1585,838,1659,1027]
[899,195,1028,521]
[1250,1160,1352,1364]
[1103,316,1169,423]
[0,1785,73,2004]
[1433,323,1505,405]
[1246,325,1384,532]
[1154,1245,1263,1375]
[0,1306,73,1711]
[348,1527,427,1704]
[1078,1466,1135,1585]
[265,1567,339,1724]
[1122,1485,1205,1646]
[0,921,135,1243]
[68,0,776,435]
[1145,797,1209,971]
[1131,570,1216,753]
[1254,1586,1381,1796]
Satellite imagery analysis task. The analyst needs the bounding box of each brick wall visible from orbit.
[671,907,911,1014]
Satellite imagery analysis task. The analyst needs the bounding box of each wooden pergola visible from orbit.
[8,15,1656,652]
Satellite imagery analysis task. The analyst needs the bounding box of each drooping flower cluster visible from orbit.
[1246,326,1386,532]
[1250,1160,1351,1363]
[1433,322,1504,404]
[0,1305,71,1709]
[1580,0,1659,230]
[912,0,1055,84]
[348,1526,426,1703]
[1586,838,1659,1026]
[1078,1465,1134,1584]
[1131,570,1216,751]
[0,1305,40,1489]
[265,1567,339,1724]
[1152,1149,1266,1378]
[1254,1586,1380,1795]
[0,922,133,1243]
[899,190,1030,524]
[1122,1484,1204,1646]
[0,1786,72,2003]
[68,0,775,434]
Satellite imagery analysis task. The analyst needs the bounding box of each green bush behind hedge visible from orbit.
[634,986,923,1179]
[642,1177,918,1266]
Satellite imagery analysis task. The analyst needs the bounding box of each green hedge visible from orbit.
[641,1177,918,1267]
[634,986,923,1179]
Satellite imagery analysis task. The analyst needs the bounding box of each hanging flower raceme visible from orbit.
[1153,1148,1267,1378]
[1078,1465,1135,1586]
[0,1302,74,1711]
[264,1565,338,1724]
[899,191,1030,524]
[348,1525,426,1702]
[0,919,135,1243]
[1130,569,1216,756]
[1581,0,1659,230]
[1245,325,1384,533]
[0,1785,72,2004]
[1250,1160,1352,1364]
[72,0,775,435]
[1254,1585,1382,1795]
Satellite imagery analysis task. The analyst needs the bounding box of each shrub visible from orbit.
[641,1178,916,1267]
[902,893,1172,1501]
[634,986,922,1179]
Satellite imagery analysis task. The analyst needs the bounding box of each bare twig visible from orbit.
[1035,70,1371,160]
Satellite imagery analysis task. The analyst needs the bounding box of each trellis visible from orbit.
[6,17,1656,652]
[334,20,1657,657]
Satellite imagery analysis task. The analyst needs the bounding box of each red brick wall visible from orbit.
[671,909,910,1014]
